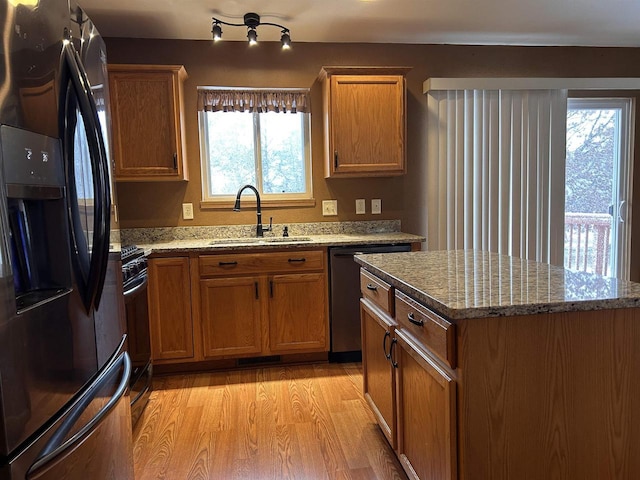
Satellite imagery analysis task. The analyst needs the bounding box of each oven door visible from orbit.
[123,272,151,426]
[124,273,150,368]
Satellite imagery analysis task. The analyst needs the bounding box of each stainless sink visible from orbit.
[209,236,312,245]
[209,238,261,245]
[261,236,312,243]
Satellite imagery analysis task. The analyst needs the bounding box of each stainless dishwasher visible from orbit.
[329,244,411,362]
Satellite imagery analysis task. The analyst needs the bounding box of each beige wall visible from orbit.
[106,39,640,278]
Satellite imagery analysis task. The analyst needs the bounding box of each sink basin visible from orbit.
[209,236,312,245]
[209,238,261,245]
[261,236,312,243]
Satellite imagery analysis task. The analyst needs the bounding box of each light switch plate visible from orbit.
[371,199,382,215]
[182,203,194,220]
[355,199,366,215]
[322,200,338,216]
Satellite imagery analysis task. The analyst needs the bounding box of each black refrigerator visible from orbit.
[0,1,134,479]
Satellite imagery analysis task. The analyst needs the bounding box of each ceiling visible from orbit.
[79,0,640,47]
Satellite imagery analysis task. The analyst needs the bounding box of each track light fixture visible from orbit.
[211,12,292,49]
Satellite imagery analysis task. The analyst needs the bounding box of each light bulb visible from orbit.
[280,30,291,50]
[247,28,258,45]
[212,23,222,42]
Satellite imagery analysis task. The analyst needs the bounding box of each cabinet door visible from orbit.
[147,257,194,362]
[108,65,187,180]
[361,299,397,449]
[269,273,328,353]
[329,74,405,177]
[395,329,457,480]
[200,276,262,358]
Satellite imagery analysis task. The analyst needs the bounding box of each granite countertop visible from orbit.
[355,249,640,320]
[138,232,425,255]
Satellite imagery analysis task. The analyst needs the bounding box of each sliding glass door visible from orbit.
[564,98,634,279]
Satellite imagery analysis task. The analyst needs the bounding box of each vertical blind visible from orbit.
[426,89,568,265]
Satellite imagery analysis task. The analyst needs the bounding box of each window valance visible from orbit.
[197,87,311,113]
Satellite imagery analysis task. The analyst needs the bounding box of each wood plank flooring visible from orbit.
[132,362,407,480]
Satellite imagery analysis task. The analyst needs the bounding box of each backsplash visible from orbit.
[121,220,401,245]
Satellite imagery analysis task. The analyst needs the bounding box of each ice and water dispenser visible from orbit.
[0,125,72,313]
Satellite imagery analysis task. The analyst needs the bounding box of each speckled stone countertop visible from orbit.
[137,232,424,255]
[355,249,640,320]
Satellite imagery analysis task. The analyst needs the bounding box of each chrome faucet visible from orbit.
[233,184,272,237]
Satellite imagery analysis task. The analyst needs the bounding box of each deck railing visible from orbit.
[564,212,612,276]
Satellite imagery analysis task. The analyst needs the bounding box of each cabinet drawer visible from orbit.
[395,291,455,369]
[200,250,324,277]
[360,269,394,315]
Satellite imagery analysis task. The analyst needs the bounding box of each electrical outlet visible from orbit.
[355,199,366,214]
[322,200,338,216]
[182,203,194,220]
[371,199,382,215]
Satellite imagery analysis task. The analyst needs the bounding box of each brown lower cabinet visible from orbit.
[269,273,327,353]
[200,276,263,357]
[361,295,456,480]
[361,299,397,448]
[147,256,194,362]
[395,329,457,480]
[198,271,328,358]
[147,250,329,366]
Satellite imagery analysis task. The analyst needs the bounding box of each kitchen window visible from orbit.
[197,87,313,207]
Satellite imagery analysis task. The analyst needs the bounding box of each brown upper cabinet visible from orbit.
[108,64,188,181]
[320,66,410,178]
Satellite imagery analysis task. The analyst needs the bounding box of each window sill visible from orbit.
[200,198,316,210]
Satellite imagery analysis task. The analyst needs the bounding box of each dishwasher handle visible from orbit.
[332,252,365,258]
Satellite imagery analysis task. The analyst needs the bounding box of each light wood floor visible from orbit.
[132,362,407,480]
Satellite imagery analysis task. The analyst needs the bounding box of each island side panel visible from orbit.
[457,308,640,480]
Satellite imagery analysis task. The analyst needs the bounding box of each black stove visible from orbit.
[121,245,147,292]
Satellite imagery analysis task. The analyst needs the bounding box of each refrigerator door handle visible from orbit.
[62,41,111,311]
[26,350,131,476]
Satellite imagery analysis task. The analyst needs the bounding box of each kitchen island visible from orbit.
[355,249,640,480]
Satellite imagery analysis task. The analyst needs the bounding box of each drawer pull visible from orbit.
[218,261,238,266]
[288,258,306,263]
[383,331,391,359]
[366,283,378,291]
[408,312,424,327]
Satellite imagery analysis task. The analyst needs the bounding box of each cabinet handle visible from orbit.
[254,281,259,299]
[407,312,424,327]
[173,152,178,170]
[366,283,378,291]
[390,338,398,368]
[383,331,391,359]
[288,258,306,263]
[218,261,238,266]
[269,280,274,298]
[334,151,338,169]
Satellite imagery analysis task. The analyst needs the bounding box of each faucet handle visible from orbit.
[283,226,289,237]
[266,217,273,232]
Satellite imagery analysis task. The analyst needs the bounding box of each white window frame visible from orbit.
[198,110,313,206]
